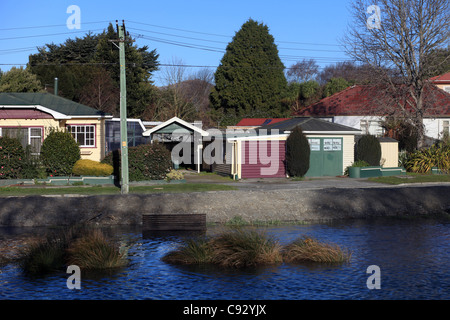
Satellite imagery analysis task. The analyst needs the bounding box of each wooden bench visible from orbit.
[142,214,206,231]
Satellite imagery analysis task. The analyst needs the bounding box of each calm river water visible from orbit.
[0,217,449,300]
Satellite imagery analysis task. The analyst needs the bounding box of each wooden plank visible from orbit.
[142,214,206,231]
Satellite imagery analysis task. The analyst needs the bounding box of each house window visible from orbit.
[443,120,449,136]
[67,125,95,147]
[360,120,384,136]
[0,127,43,154]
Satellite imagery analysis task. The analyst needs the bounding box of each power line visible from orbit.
[0,29,104,41]
[0,20,112,31]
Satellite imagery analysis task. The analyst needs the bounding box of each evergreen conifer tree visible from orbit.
[210,19,288,125]
[286,126,310,177]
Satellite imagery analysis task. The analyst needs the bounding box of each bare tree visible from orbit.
[156,57,198,121]
[79,69,119,116]
[286,59,319,83]
[342,0,450,148]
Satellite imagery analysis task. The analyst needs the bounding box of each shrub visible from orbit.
[165,169,184,181]
[0,136,24,179]
[40,129,80,176]
[102,142,172,181]
[72,159,114,176]
[405,143,450,173]
[344,160,370,176]
[286,126,310,177]
[356,135,381,166]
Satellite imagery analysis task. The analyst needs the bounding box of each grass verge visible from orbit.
[368,173,450,185]
[0,183,237,197]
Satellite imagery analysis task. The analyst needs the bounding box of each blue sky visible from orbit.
[0,0,353,86]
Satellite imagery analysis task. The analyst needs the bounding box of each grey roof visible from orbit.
[0,92,111,117]
[257,117,361,133]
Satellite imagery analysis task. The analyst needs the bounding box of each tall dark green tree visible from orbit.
[285,126,310,177]
[210,19,288,125]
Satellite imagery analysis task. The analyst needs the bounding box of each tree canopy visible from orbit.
[0,67,44,93]
[210,19,288,126]
[28,24,159,118]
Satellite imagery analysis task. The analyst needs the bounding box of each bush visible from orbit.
[404,143,450,173]
[72,159,114,176]
[165,169,184,181]
[286,126,310,177]
[102,142,172,181]
[0,136,25,179]
[40,129,80,176]
[356,135,381,166]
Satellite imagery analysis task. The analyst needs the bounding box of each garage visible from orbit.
[228,117,361,179]
[241,140,286,178]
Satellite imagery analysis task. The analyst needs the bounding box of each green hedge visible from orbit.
[102,142,173,181]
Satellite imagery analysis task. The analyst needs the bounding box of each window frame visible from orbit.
[67,124,96,148]
[0,126,43,155]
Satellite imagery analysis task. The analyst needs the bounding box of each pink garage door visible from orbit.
[241,140,286,178]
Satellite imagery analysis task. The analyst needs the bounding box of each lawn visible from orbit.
[0,183,237,197]
[368,173,450,185]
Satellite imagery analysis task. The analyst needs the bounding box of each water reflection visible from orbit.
[0,217,449,300]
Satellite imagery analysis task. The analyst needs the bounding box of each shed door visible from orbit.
[241,140,286,178]
[306,138,343,177]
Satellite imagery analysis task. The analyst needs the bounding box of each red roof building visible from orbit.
[294,81,450,139]
[227,118,291,129]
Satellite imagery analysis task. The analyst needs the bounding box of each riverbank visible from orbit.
[0,184,449,227]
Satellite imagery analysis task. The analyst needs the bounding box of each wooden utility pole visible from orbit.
[117,20,129,194]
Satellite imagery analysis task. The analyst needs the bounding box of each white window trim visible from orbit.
[68,125,96,147]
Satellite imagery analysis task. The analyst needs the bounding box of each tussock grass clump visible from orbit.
[66,229,128,270]
[19,227,130,275]
[162,231,352,269]
[19,230,74,275]
[162,237,212,265]
[162,229,282,269]
[209,229,283,268]
[282,236,352,264]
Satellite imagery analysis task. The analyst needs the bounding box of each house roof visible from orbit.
[0,92,112,118]
[429,72,450,84]
[257,117,362,134]
[235,118,291,126]
[142,116,209,137]
[295,84,450,117]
